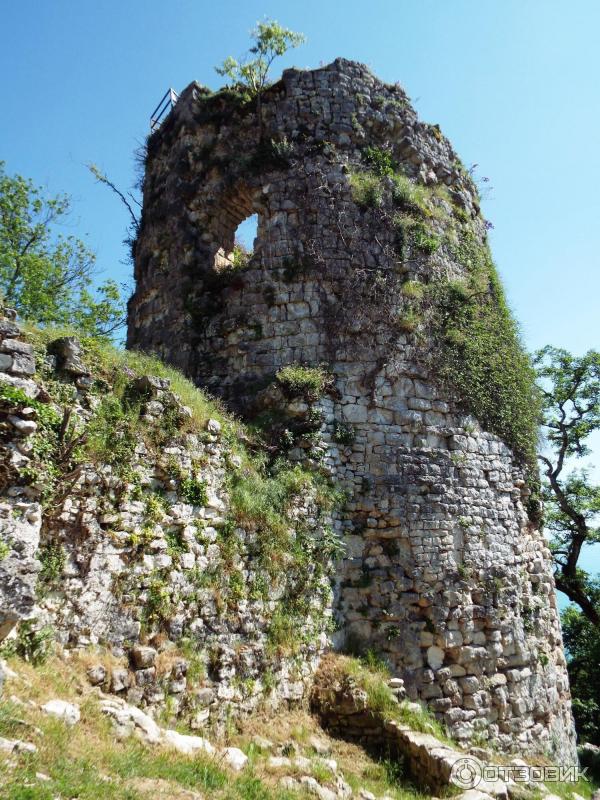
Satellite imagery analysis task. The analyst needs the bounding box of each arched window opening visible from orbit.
[213,186,261,274]
[232,213,258,268]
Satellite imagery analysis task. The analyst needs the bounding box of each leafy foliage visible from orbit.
[0,619,54,665]
[179,476,209,506]
[215,20,305,99]
[561,605,600,744]
[38,543,67,587]
[0,161,125,336]
[332,420,355,445]
[231,242,252,269]
[362,146,396,177]
[395,216,440,255]
[84,395,139,477]
[536,347,600,459]
[535,347,600,626]
[275,363,331,400]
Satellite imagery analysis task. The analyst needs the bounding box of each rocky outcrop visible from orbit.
[127,58,576,758]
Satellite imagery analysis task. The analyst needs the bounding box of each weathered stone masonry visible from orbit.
[128,59,576,759]
[0,314,336,730]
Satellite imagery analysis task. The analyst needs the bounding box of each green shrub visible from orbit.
[275,364,330,400]
[362,146,396,177]
[349,172,384,209]
[266,605,303,655]
[0,383,36,408]
[320,525,346,559]
[143,571,173,626]
[165,528,188,556]
[231,243,252,270]
[180,476,209,506]
[38,542,66,587]
[0,619,54,665]
[248,136,295,172]
[227,464,308,547]
[395,216,440,256]
[395,310,420,333]
[412,224,440,253]
[400,280,425,300]
[390,173,432,216]
[332,420,355,445]
[84,395,138,476]
[228,571,245,601]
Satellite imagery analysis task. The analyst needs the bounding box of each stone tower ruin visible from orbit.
[128,59,576,759]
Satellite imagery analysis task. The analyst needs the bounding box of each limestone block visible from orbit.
[131,646,157,669]
[163,729,215,756]
[427,646,445,670]
[221,746,249,771]
[10,353,35,376]
[41,700,80,725]
[343,404,368,424]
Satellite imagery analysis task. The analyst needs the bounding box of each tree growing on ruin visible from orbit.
[536,345,600,627]
[0,161,125,337]
[215,19,305,131]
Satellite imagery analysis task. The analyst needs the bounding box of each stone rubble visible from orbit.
[100,695,252,769]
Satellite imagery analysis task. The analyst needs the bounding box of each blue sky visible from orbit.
[1,1,599,584]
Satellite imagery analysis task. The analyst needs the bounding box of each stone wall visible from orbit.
[0,312,336,731]
[0,310,41,641]
[127,58,576,759]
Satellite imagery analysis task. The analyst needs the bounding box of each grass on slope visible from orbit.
[0,653,298,800]
[19,324,342,538]
[0,653,428,800]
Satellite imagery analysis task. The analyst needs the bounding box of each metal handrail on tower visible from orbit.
[150,88,180,132]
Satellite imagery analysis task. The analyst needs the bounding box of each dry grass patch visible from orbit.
[232,708,427,800]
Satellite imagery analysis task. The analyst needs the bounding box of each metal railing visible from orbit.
[150,88,180,132]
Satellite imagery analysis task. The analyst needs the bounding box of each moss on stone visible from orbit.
[428,226,540,466]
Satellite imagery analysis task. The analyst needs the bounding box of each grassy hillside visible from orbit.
[0,653,428,800]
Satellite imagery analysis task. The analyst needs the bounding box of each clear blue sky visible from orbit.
[1,1,599,582]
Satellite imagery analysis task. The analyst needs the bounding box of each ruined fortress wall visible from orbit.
[128,59,576,759]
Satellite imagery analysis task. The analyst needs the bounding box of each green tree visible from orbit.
[215,20,305,130]
[535,346,600,627]
[561,605,600,744]
[0,161,125,336]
